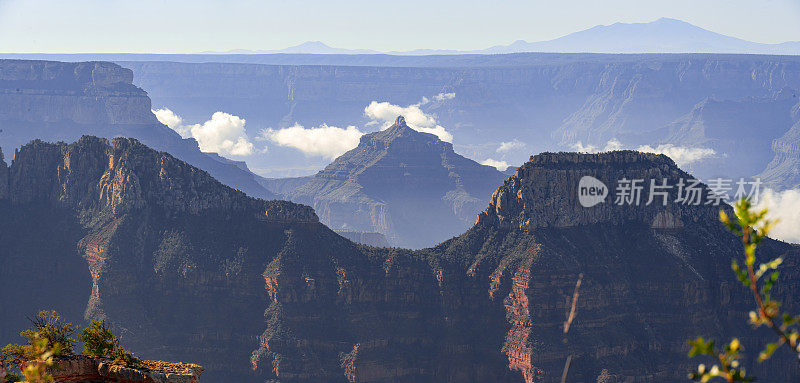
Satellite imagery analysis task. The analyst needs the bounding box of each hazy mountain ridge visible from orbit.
[114,55,800,190]
[202,18,800,55]
[0,59,276,200]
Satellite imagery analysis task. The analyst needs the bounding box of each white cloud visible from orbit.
[481,158,510,171]
[497,139,526,153]
[756,188,800,244]
[570,139,715,167]
[153,108,190,137]
[260,124,364,159]
[434,92,456,101]
[636,144,715,167]
[571,139,623,153]
[364,100,453,142]
[153,108,255,157]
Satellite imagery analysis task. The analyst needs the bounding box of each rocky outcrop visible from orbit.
[0,59,275,200]
[288,116,507,248]
[476,151,719,230]
[0,60,154,124]
[464,151,800,382]
[51,356,203,383]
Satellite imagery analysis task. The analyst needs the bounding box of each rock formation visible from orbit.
[0,59,275,200]
[51,356,203,383]
[2,137,799,382]
[759,116,800,190]
[286,116,507,248]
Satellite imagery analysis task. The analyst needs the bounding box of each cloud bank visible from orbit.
[756,188,800,244]
[260,93,456,159]
[153,108,255,157]
[481,158,510,171]
[635,144,716,167]
[497,139,526,153]
[364,99,454,142]
[260,124,364,159]
[571,139,715,167]
[571,139,623,153]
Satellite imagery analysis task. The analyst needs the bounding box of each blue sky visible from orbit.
[0,0,799,53]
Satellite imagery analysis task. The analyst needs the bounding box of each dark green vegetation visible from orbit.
[688,199,800,382]
[80,319,141,366]
[1,310,142,383]
[1,138,799,382]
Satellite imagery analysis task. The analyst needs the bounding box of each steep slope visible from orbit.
[659,88,800,181]
[758,103,800,190]
[428,151,800,382]
[254,150,800,382]
[0,59,275,199]
[287,116,507,248]
[0,136,312,382]
[2,139,799,383]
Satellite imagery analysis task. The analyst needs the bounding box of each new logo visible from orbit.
[578,176,608,207]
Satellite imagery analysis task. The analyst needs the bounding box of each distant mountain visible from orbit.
[200,18,800,55]
[284,116,508,248]
[483,18,800,54]
[0,59,276,200]
[203,41,380,55]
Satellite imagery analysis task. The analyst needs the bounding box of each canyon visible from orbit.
[1,137,799,382]
[109,54,800,190]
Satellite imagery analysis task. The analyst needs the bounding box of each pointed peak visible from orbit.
[392,115,407,127]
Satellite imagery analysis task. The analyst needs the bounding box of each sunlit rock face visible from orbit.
[2,139,799,383]
[0,59,275,200]
[0,147,8,200]
[50,356,204,383]
[288,116,507,249]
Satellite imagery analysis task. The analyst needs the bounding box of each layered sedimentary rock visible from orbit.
[759,117,800,190]
[0,137,310,382]
[2,138,799,383]
[119,55,800,184]
[287,116,507,248]
[51,356,204,383]
[0,59,274,199]
[660,88,800,182]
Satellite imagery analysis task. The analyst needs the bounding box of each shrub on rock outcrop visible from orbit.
[1,311,74,368]
[80,319,141,367]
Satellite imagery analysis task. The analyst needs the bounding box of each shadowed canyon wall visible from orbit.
[2,138,799,382]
